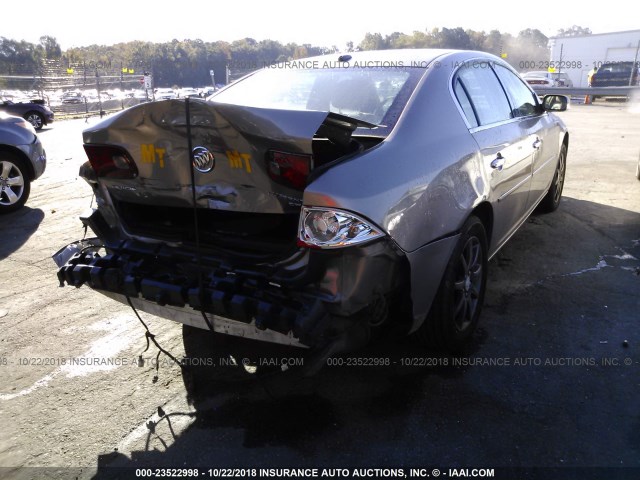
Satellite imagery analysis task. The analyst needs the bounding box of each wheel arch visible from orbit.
[470,202,493,249]
[410,213,489,349]
[24,110,44,119]
[405,204,493,335]
[0,146,35,180]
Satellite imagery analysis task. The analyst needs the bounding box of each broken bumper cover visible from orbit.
[53,230,406,351]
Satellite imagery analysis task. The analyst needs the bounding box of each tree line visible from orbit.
[0,26,591,89]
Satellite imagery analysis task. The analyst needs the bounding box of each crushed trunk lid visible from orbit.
[83,99,375,214]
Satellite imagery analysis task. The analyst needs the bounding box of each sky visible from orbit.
[6,0,640,49]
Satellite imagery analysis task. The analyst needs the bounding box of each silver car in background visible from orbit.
[0,112,47,213]
[55,50,568,370]
[522,70,574,87]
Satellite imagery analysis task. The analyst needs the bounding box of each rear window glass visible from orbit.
[598,63,634,74]
[212,67,424,134]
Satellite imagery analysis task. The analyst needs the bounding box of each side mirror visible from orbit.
[543,95,568,112]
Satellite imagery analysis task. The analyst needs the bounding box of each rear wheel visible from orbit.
[415,215,488,352]
[538,143,567,213]
[25,112,44,130]
[0,153,31,214]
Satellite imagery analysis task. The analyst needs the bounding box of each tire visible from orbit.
[636,154,640,181]
[24,112,44,130]
[0,153,31,214]
[415,215,488,353]
[538,143,567,213]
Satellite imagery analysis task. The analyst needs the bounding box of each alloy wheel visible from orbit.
[452,236,483,332]
[0,160,26,206]
[26,113,43,130]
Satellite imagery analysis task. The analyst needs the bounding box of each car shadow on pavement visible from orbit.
[90,196,640,477]
[90,326,475,477]
[35,125,54,134]
[0,206,44,259]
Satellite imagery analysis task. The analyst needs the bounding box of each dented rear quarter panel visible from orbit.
[302,51,491,329]
[304,51,487,254]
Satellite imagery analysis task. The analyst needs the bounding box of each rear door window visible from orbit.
[454,62,512,126]
[453,78,479,128]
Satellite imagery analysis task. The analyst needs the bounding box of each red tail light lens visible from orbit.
[267,150,312,190]
[83,145,138,179]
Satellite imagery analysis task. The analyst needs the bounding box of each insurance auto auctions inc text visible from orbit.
[249,468,494,478]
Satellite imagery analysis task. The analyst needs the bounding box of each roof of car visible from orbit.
[523,71,551,76]
[299,49,488,67]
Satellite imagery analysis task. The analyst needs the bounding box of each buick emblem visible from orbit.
[192,146,215,173]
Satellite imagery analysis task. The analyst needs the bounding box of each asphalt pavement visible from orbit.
[0,101,638,480]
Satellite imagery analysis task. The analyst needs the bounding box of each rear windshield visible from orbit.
[598,63,635,74]
[212,67,424,135]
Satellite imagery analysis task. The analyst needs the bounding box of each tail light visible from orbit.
[83,145,138,179]
[298,207,385,249]
[267,150,312,190]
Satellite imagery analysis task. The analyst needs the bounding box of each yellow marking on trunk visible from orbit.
[140,144,166,168]
[155,148,166,168]
[141,144,155,164]
[241,153,252,173]
[226,149,252,173]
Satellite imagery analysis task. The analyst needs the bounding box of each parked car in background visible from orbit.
[522,71,573,87]
[132,90,149,101]
[61,91,84,104]
[590,61,640,87]
[155,88,177,100]
[199,87,216,97]
[178,87,200,98]
[0,113,47,213]
[55,50,568,372]
[82,90,109,103]
[0,96,54,131]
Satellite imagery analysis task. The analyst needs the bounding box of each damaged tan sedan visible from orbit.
[54,49,568,369]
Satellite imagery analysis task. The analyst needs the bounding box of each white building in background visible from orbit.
[548,30,640,87]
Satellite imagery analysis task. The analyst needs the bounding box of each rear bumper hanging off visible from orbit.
[54,229,406,352]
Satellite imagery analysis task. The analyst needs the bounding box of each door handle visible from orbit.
[490,153,505,171]
[533,138,542,149]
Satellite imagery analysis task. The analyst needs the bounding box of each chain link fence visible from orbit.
[1,59,254,119]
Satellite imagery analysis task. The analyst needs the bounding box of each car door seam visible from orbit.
[497,173,533,202]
